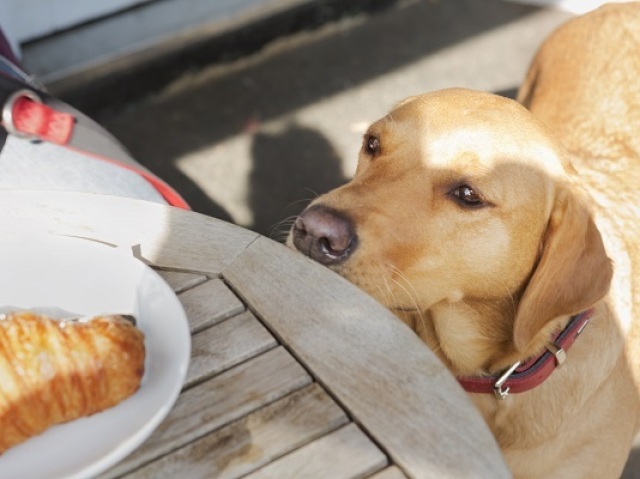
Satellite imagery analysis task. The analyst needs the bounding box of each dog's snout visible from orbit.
[292,205,357,265]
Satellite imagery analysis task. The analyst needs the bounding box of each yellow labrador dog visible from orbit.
[288,4,640,478]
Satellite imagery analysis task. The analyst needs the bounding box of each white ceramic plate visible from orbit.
[0,235,191,479]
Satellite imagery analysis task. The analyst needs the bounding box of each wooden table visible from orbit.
[0,191,510,479]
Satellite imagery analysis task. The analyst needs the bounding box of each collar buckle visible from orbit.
[493,360,522,400]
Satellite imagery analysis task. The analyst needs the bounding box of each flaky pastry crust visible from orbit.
[0,312,145,454]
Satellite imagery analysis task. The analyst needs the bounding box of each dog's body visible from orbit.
[289,4,640,478]
[511,6,640,476]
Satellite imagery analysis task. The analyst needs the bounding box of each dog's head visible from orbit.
[288,89,612,372]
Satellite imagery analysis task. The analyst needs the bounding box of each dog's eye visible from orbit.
[364,135,380,154]
[449,185,485,208]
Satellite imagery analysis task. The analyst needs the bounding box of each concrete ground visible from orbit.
[55,0,638,475]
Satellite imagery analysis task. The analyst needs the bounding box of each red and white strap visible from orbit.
[1,87,190,210]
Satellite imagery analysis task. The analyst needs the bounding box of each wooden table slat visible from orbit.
[100,347,312,479]
[179,279,245,333]
[157,270,208,294]
[224,236,510,479]
[123,383,349,479]
[369,466,409,479]
[244,423,387,479]
[185,310,278,388]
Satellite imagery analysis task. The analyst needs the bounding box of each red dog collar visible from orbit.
[457,309,594,400]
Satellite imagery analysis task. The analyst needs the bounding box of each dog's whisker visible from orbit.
[388,275,428,336]
[283,187,334,213]
[270,216,297,229]
[268,216,299,241]
[380,276,399,313]
[375,282,393,309]
[388,264,425,308]
[303,187,322,199]
[285,198,317,210]
[383,263,429,335]
[270,226,294,238]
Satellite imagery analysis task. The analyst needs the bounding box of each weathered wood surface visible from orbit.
[179,278,245,333]
[125,384,349,479]
[244,424,388,479]
[157,270,208,293]
[224,236,510,479]
[185,310,277,388]
[370,467,409,479]
[100,347,312,479]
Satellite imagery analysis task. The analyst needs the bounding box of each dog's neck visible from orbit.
[398,296,565,377]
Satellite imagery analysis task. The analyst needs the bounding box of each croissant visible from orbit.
[0,312,145,454]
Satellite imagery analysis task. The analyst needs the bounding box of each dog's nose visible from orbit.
[292,205,357,265]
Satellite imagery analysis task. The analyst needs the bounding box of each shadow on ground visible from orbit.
[94,0,540,236]
[249,124,348,238]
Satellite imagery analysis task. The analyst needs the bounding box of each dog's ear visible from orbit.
[513,185,612,352]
